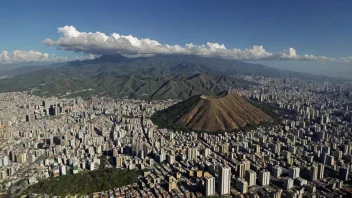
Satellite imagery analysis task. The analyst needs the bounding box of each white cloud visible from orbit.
[0,51,11,64]
[11,50,67,62]
[0,49,95,65]
[339,57,352,63]
[43,25,347,62]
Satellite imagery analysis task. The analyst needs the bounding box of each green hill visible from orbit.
[0,53,330,99]
[25,168,142,197]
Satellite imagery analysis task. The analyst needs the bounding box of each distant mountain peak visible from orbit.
[95,53,129,63]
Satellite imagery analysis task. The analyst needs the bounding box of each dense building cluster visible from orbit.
[0,76,352,198]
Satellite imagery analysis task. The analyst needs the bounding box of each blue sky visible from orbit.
[0,0,351,74]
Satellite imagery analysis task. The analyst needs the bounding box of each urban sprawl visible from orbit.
[1,75,352,198]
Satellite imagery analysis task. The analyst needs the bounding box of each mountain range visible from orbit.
[0,54,331,99]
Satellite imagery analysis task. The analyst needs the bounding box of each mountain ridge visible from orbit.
[0,53,333,99]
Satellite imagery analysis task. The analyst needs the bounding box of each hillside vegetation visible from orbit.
[25,168,143,196]
[0,54,328,100]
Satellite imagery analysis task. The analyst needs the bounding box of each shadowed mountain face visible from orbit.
[151,91,271,132]
[0,54,328,99]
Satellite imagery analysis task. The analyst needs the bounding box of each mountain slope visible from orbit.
[33,73,251,99]
[151,91,271,132]
[0,53,330,99]
[132,54,329,79]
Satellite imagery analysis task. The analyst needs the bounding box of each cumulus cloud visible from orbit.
[0,50,68,64]
[0,51,11,64]
[0,50,95,65]
[43,25,345,62]
[12,50,67,62]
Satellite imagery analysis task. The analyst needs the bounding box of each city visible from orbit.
[0,75,351,197]
[1,1,352,198]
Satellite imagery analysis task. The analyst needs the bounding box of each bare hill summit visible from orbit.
[151,91,271,132]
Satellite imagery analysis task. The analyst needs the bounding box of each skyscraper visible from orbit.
[243,159,251,171]
[187,147,197,161]
[258,170,270,186]
[339,167,349,181]
[61,165,66,176]
[166,153,175,164]
[283,177,294,189]
[309,164,318,181]
[221,142,228,154]
[115,156,123,168]
[318,164,324,179]
[326,155,334,166]
[289,167,300,179]
[237,162,246,178]
[204,174,215,196]
[218,165,231,195]
[272,165,282,178]
[236,178,248,194]
[245,170,257,187]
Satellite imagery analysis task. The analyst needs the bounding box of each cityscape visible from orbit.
[1,1,352,198]
[0,75,351,197]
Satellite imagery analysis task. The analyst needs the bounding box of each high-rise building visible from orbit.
[0,170,7,181]
[169,132,175,140]
[72,162,78,174]
[112,147,118,157]
[272,165,282,178]
[258,170,270,186]
[115,156,123,168]
[0,155,9,167]
[204,175,215,196]
[283,177,294,189]
[218,165,231,195]
[166,153,175,164]
[237,162,246,178]
[147,129,154,139]
[243,159,251,171]
[339,167,349,181]
[245,170,256,187]
[236,178,248,194]
[289,167,300,179]
[271,143,281,154]
[157,149,166,163]
[89,162,95,171]
[321,145,330,155]
[61,165,67,175]
[318,164,324,179]
[343,145,350,154]
[16,153,27,164]
[221,143,228,154]
[283,150,292,160]
[309,164,318,181]
[167,176,177,192]
[253,144,261,153]
[187,148,197,161]
[288,145,297,154]
[326,155,334,166]
[334,150,342,160]
[202,148,211,157]
[269,190,282,198]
